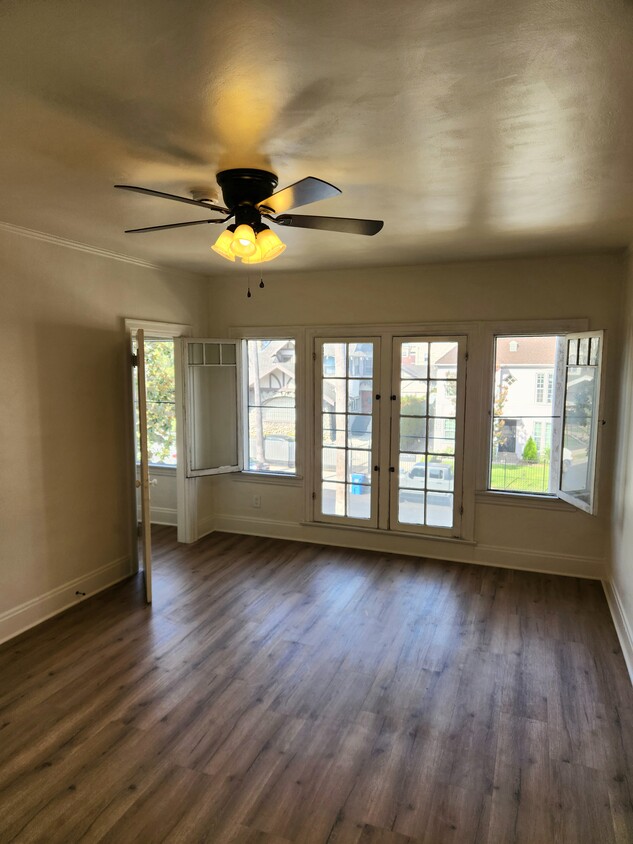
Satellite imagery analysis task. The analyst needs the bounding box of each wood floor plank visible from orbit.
[0,526,631,843]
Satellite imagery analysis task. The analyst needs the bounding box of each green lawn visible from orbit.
[490,460,551,494]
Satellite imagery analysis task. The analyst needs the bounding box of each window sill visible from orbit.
[232,471,304,487]
[300,521,476,545]
[475,490,576,511]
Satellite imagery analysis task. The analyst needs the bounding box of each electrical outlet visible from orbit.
[252,494,261,509]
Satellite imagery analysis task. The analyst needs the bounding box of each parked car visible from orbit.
[562,447,572,472]
[399,461,453,502]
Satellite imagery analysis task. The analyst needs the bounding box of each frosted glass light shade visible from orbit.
[230,225,257,258]
[211,229,236,261]
[258,227,286,261]
[241,242,264,264]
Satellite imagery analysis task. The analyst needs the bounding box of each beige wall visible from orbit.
[610,249,633,677]
[0,227,208,640]
[202,252,625,579]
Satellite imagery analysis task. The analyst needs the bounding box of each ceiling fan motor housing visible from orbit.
[216,169,278,214]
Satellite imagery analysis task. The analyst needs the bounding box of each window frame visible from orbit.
[481,319,609,511]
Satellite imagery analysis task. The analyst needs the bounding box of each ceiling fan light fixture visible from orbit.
[257,227,286,262]
[241,241,264,264]
[211,227,236,261]
[230,224,257,258]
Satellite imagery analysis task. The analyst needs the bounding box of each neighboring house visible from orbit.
[492,336,559,459]
[248,339,296,405]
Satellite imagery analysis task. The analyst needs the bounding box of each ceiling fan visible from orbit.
[114,168,384,264]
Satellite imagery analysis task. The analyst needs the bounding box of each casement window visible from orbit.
[489,331,604,513]
[180,337,297,478]
[314,334,467,538]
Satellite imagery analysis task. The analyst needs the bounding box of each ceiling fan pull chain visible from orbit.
[247,274,252,299]
[259,271,265,289]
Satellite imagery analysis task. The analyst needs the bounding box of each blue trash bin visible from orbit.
[351,473,370,494]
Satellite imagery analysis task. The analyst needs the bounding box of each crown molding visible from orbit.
[0,219,179,272]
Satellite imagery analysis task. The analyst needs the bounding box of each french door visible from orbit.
[314,334,466,538]
[316,339,380,528]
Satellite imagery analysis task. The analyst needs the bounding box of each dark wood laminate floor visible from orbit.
[1,527,632,843]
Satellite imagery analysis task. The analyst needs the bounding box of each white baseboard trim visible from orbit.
[208,514,605,579]
[0,555,132,646]
[197,514,216,540]
[603,580,633,686]
[474,543,604,579]
[137,506,178,526]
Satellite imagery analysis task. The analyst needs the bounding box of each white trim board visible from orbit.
[603,580,633,686]
[0,220,169,271]
[0,556,132,646]
[206,514,605,579]
[137,506,178,526]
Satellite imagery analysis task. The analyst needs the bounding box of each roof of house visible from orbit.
[433,336,557,368]
[248,340,295,387]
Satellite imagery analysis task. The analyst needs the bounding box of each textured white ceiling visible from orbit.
[0,0,631,274]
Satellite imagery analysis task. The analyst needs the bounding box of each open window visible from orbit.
[488,330,604,513]
[181,338,243,477]
[557,331,604,513]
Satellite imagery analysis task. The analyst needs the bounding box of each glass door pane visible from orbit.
[317,339,379,527]
[392,337,464,534]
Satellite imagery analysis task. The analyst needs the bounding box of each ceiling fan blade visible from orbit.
[272,214,384,236]
[115,184,227,214]
[125,219,228,234]
[257,177,341,214]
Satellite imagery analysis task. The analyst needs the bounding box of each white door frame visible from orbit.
[124,319,194,560]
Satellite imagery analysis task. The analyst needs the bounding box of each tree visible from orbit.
[522,436,538,463]
[140,340,176,464]
[399,395,426,449]
[493,375,510,454]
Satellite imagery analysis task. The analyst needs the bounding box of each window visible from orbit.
[558,334,603,513]
[246,339,296,475]
[133,338,177,466]
[490,336,561,494]
[314,334,466,537]
[489,331,604,512]
[535,372,553,403]
[180,336,297,479]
